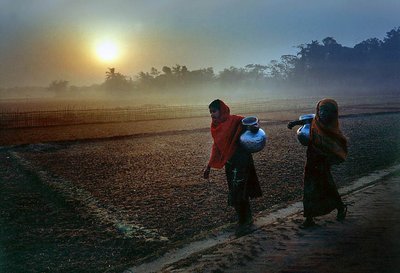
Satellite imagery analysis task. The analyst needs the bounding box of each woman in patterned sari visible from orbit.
[288,98,348,228]
[203,99,262,235]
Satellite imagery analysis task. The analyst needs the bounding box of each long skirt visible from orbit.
[225,146,262,207]
[303,145,344,218]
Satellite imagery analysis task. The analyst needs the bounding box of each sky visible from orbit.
[1,0,399,88]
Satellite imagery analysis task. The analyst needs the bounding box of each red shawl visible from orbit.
[310,98,348,162]
[208,100,244,169]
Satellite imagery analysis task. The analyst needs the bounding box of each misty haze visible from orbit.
[1,27,400,111]
[1,1,400,273]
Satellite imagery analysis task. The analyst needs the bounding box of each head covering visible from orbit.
[310,98,348,162]
[208,100,244,169]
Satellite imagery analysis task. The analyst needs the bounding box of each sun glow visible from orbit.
[95,40,119,62]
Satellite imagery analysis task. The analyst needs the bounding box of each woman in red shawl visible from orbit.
[288,98,348,228]
[203,99,262,234]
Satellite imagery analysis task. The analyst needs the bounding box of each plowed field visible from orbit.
[1,105,400,272]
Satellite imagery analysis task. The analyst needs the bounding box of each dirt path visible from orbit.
[126,165,400,273]
[157,168,400,273]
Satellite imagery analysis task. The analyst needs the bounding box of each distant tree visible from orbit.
[137,71,154,87]
[103,68,133,93]
[266,60,286,80]
[150,67,160,78]
[48,80,69,96]
[322,37,339,47]
[245,64,268,80]
[218,66,247,84]
[187,67,215,83]
[137,65,216,90]
[162,66,172,75]
[354,38,382,54]
[95,26,400,97]
[382,27,400,51]
[321,37,343,62]
[380,27,400,85]
[280,55,298,79]
[265,56,298,81]
[171,64,188,75]
[175,64,190,86]
[105,67,116,80]
[297,40,324,71]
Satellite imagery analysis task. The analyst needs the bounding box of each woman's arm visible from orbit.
[203,165,211,179]
[287,119,307,129]
[203,143,219,179]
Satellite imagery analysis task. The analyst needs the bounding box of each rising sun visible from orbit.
[95,40,119,62]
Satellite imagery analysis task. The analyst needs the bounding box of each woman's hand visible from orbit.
[203,165,211,179]
[287,121,296,129]
[287,120,304,129]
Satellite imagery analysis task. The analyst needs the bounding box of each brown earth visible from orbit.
[0,102,399,272]
[1,102,400,146]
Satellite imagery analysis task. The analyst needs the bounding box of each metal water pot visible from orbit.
[239,116,267,153]
[296,114,315,146]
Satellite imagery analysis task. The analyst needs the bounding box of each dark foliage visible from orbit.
[40,26,400,97]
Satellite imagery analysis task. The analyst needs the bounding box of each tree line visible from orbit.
[46,26,400,97]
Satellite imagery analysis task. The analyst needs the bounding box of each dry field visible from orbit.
[0,98,400,272]
[2,96,400,146]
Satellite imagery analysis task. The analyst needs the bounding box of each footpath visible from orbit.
[126,165,400,273]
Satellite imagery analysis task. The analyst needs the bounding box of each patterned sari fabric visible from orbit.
[303,99,347,218]
[225,145,262,224]
[225,145,262,207]
[303,145,344,217]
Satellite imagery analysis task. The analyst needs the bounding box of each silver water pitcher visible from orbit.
[239,116,267,153]
[296,114,315,146]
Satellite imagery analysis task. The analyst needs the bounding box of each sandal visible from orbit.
[337,205,348,221]
[300,218,316,229]
[235,223,254,237]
